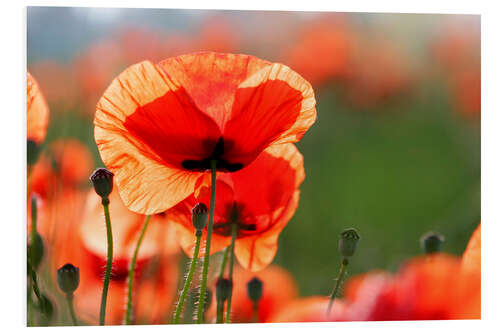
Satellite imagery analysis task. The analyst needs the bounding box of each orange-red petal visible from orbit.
[462,223,481,275]
[27,72,50,144]
[268,297,346,323]
[94,60,203,214]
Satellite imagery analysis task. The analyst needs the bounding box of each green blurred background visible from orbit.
[28,7,480,297]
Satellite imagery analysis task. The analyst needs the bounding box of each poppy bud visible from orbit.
[57,263,80,294]
[420,231,444,254]
[338,228,360,257]
[27,139,40,166]
[29,233,44,271]
[192,203,208,232]
[216,278,233,303]
[90,168,114,200]
[247,277,263,303]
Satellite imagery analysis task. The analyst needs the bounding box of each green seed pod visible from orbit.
[192,203,208,231]
[247,277,263,303]
[29,233,45,271]
[57,263,80,294]
[90,168,114,199]
[216,278,233,303]
[338,228,360,257]
[420,232,444,254]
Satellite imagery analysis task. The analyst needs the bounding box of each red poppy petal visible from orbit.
[27,72,50,144]
[157,52,272,126]
[223,63,316,166]
[95,61,203,213]
[235,190,300,272]
[123,86,222,169]
[461,223,481,275]
[232,143,304,218]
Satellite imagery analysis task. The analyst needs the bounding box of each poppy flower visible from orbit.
[168,143,304,271]
[206,264,299,323]
[343,38,414,108]
[29,61,78,111]
[94,51,315,214]
[51,189,180,325]
[449,67,481,115]
[462,223,481,274]
[29,139,94,200]
[80,189,179,261]
[267,297,346,323]
[27,72,50,145]
[342,253,481,321]
[282,14,354,86]
[28,140,93,250]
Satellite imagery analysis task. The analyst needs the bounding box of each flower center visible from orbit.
[181,137,243,172]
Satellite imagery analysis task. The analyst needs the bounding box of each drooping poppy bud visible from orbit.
[216,278,233,304]
[338,228,360,257]
[90,168,114,200]
[192,203,208,233]
[420,231,444,254]
[29,233,44,271]
[57,263,80,294]
[247,277,263,303]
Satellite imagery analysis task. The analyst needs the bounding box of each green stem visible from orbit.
[99,199,113,326]
[173,231,202,324]
[326,257,348,315]
[66,294,78,326]
[125,215,152,325]
[216,300,225,324]
[196,160,217,323]
[224,224,238,323]
[215,246,230,323]
[252,302,259,323]
[30,196,37,243]
[219,246,230,279]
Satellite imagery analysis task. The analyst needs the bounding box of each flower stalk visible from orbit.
[196,160,217,323]
[173,229,203,324]
[224,223,238,323]
[125,215,152,324]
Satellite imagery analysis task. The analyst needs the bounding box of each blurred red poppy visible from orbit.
[168,143,304,271]
[28,140,94,249]
[95,52,315,214]
[462,223,481,276]
[29,139,94,200]
[27,72,50,145]
[432,18,480,115]
[343,38,414,108]
[70,190,180,324]
[29,60,78,111]
[282,14,354,86]
[206,264,299,323]
[343,253,480,320]
[268,296,346,323]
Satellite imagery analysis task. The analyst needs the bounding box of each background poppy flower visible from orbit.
[28,139,94,200]
[94,51,316,214]
[342,253,481,321]
[462,223,481,275]
[168,143,304,271]
[48,189,180,325]
[282,14,354,86]
[27,72,50,145]
[267,296,346,323]
[206,264,299,323]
